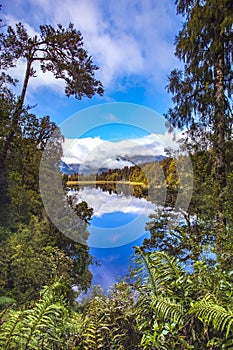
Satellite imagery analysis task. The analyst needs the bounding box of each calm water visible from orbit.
[68,184,156,290]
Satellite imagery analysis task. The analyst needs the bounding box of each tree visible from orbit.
[0,16,104,228]
[0,11,99,309]
[143,208,211,264]
[0,108,58,227]
[143,150,217,264]
[165,0,233,250]
[0,215,93,304]
[0,20,104,162]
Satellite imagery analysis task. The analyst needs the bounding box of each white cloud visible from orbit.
[8,59,65,97]
[3,0,180,94]
[5,14,66,96]
[63,136,104,164]
[62,132,180,169]
[69,187,155,217]
[34,0,145,87]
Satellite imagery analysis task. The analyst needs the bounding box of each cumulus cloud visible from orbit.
[62,132,180,169]
[3,0,180,93]
[63,136,104,164]
[30,0,145,87]
[69,187,155,217]
[68,187,155,247]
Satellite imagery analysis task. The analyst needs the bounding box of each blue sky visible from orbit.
[90,231,150,292]
[1,0,182,124]
[1,0,184,290]
[70,187,156,247]
[60,103,179,172]
[60,103,168,139]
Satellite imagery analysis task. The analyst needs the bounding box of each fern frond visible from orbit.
[82,313,109,350]
[22,287,66,348]
[133,248,185,296]
[0,310,24,349]
[0,279,68,349]
[148,251,184,284]
[190,297,233,337]
[151,296,184,324]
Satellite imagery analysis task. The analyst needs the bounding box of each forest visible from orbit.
[0,1,233,349]
[66,158,180,202]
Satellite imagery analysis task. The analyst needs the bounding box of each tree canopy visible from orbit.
[165,0,233,253]
[0,13,103,302]
[0,20,104,163]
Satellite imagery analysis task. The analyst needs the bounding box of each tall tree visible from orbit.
[0,20,104,162]
[165,0,233,250]
[0,13,101,299]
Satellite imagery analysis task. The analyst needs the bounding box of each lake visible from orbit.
[39,104,193,291]
[67,183,156,290]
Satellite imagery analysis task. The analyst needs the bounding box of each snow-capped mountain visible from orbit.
[61,133,177,174]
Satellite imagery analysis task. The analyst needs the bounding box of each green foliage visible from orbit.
[0,215,93,304]
[144,209,207,263]
[81,296,109,349]
[0,21,103,99]
[0,107,58,227]
[71,283,140,349]
[190,294,233,337]
[0,279,68,349]
[131,248,233,349]
[1,251,233,349]
[166,0,233,256]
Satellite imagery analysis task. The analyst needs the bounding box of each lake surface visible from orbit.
[68,183,156,290]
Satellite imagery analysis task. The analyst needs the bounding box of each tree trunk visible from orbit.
[0,58,32,222]
[214,52,226,252]
[0,57,32,163]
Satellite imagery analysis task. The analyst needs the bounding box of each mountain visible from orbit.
[118,155,165,165]
[61,155,166,175]
[60,161,81,175]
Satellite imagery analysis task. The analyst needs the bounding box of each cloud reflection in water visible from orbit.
[68,187,156,248]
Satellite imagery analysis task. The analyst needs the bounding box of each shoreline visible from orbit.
[66,180,148,188]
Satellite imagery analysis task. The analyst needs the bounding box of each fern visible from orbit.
[80,296,110,350]
[190,295,233,337]
[59,311,83,349]
[0,279,68,349]
[149,251,183,280]
[133,248,187,298]
[151,296,184,324]
[0,310,24,350]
